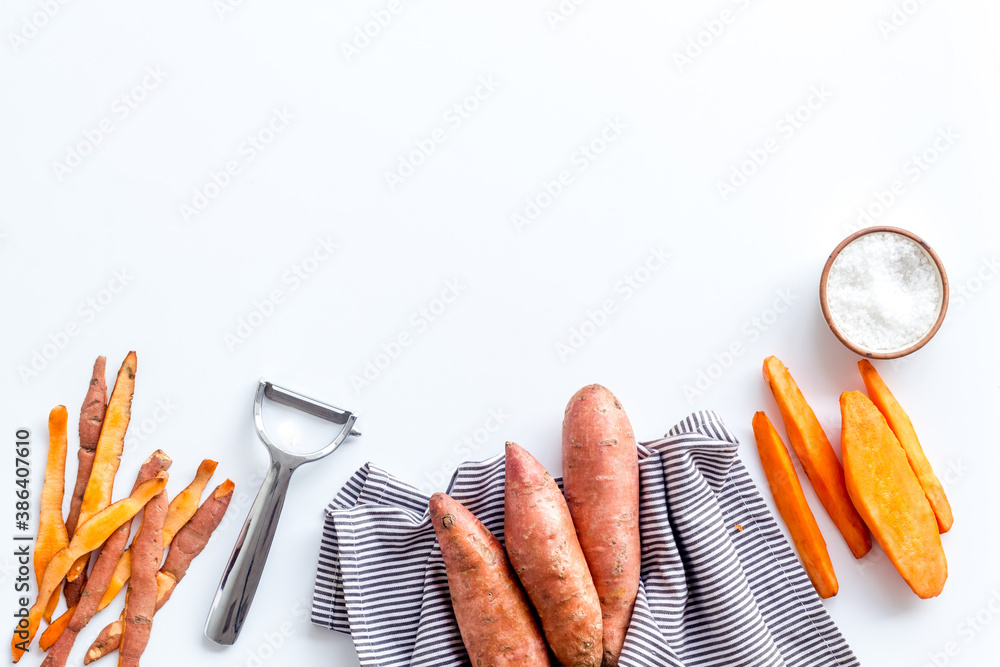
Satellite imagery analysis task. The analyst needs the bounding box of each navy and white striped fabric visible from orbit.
[312,410,860,667]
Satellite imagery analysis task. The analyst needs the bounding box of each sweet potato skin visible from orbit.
[67,356,108,537]
[42,452,171,667]
[429,492,550,667]
[840,391,947,599]
[37,407,70,590]
[858,360,953,533]
[70,352,137,584]
[763,356,871,558]
[562,384,639,666]
[98,459,218,612]
[156,479,234,605]
[752,412,838,599]
[11,474,167,662]
[118,480,169,667]
[84,481,234,664]
[504,442,602,667]
[39,406,70,624]
[66,356,108,606]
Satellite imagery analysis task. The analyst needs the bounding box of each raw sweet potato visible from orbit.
[858,360,953,533]
[85,481,235,664]
[69,352,137,583]
[562,384,639,666]
[11,473,167,662]
[504,442,602,667]
[763,356,871,558]
[65,356,108,607]
[41,452,171,667]
[840,391,947,599]
[429,492,550,667]
[752,412,838,599]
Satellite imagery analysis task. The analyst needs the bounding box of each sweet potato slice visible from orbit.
[429,492,550,667]
[10,473,167,662]
[763,356,871,558]
[562,384,640,666]
[840,391,947,599]
[858,360,953,533]
[752,412,838,599]
[68,352,137,583]
[505,442,602,667]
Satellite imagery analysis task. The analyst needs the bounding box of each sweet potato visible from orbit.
[429,492,550,667]
[752,412,838,599]
[65,356,109,606]
[858,360,953,533]
[97,459,217,612]
[763,356,871,558]
[562,384,639,666]
[85,481,235,664]
[37,407,70,623]
[118,470,169,667]
[41,452,171,667]
[11,473,167,662]
[840,391,947,599]
[69,352,136,583]
[504,442,602,667]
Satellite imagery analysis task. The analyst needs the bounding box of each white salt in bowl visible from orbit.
[820,227,949,359]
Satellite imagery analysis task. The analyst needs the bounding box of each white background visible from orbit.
[2,1,999,666]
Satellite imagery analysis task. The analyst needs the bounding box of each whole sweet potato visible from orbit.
[505,441,602,667]
[562,384,640,666]
[429,493,550,667]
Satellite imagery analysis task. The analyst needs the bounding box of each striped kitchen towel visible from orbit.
[311,410,860,667]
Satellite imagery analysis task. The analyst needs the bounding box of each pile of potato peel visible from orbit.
[11,353,234,667]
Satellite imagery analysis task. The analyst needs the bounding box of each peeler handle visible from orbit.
[205,456,295,645]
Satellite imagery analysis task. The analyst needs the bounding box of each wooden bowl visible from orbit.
[819,226,948,359]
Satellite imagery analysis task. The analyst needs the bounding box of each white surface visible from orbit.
[2,1,999,666]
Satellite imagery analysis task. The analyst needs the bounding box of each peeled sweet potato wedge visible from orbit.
[763,356,871,558]
[858,360,953,533]
[840,391,947,599]
[752,412,838,599]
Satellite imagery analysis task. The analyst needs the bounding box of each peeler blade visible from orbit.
[263,381,361,436]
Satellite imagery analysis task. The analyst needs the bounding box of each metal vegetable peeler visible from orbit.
[204,379,360,645]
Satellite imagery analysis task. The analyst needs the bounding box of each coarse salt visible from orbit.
[826,232,942,351]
